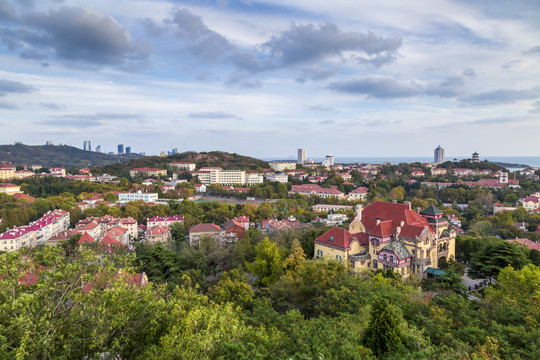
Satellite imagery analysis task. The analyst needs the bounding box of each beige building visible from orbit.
[188,223,225,247]
[314,202,456,279]
[0,183,23,194]
[0,167,15,180]
[129,168,167,178]
[269,161,297,172]
[145,225,171,244]
[193,168,246,186]
[169,162,196,171]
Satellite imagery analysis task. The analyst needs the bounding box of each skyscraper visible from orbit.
[83,140,91,151]
[434,145,444,164]
[118,144,124,154]
[326,154,335,166]
[95,145,101,153]
[126,146,131,154]
[297,149,306,164]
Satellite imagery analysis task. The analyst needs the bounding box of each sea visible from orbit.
[262,156,540,171]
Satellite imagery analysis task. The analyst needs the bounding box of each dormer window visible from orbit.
[329,236,334,242]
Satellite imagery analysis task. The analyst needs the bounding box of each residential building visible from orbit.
[312,204,354,213]
[269,161,297,172]
[50,167,66,176]
[297,149,306,164]
[188,223,225,247]
[258,217,301,233]
[145,225,171,244]
[289,184,344,199]
[411,171,425,177]
[129,168,167,178]
[223,219,245,242]
[430,168,447,176]
[0,167,15,180]
[125,146,131,154]
[246,174,264,185]
[118,144,124,154]
[191,168,246,185]
[0,183,23,194]
[83,140,91,151]
[314,202,456,279]
[169,162,196,171]
[194,184,207,193]
[118,191,159,203]
[147,215,184,228]
[523,195,540,211]
[434,145,444,164]
[325,154,335,166]
[265,173,288,183]
[348,187,369,201]
[14,170,34,179]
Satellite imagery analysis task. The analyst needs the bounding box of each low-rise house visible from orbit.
[347,187,369,201]
[145,225,171,244]
[118,191,158,203]
[523,195,540,211]
[312,204,353,213]
[130,168,167,178]
[147,215,184,228]
[222,219,245,241]
[258,218,301,233]
[0,183,23,194]
[289,184,344,199]
[188,223,225,247]
[194,184,207,193]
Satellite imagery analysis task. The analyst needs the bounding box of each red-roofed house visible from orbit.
[189,223,225,247]
[12,193,36,202]
[222,219,245,241]
[289,184,344,199]
[523,195,540,211]
[0,183,22,194]
[145,225,171,244]
[147,215,184,228]
[78,232,95,245]
[347,187,369,201]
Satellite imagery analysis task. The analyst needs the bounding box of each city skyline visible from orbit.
[0,0,539,157]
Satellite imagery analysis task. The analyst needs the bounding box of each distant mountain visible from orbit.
[0,144,144,168]
[92,151,270,178]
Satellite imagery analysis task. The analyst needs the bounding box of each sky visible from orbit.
[0,0,539,158]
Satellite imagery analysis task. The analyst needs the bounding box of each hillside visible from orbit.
[92,151,270,178]
[0,144,143,168]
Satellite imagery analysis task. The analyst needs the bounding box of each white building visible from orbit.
[169,162,196,171]
[266,173,289,183]
[269,161,297,172]
[297,149,306,164]
[246,174,264,185]
[193,168,246,185]
[118,191,159,203]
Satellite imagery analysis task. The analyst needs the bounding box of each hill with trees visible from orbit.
[92,151,270,178]
[0,144,143,168]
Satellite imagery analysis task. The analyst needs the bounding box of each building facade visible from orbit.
[297,149,306,164]
[269,162,297,172]
[314,202,456,279]
[118,191,159,203]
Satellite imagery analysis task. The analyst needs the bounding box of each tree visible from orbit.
[362,299,407,356]
[246,237,283,287]
[468,241,530,283]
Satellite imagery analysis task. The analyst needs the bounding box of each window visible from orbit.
[383,254,387,261]
[373,260,378,269]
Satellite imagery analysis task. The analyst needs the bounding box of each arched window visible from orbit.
[316,249,323,258]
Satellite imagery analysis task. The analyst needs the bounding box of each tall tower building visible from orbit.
[83,141,91,151]
[118,144,124,154]
[95,145,101,153]
[472,152,479,163]
[297,149,306,164]
[434,145,444,164]
[125,146,131,154]
[326,154,335,166]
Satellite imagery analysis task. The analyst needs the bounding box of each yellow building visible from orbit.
[0,183,23,194]
[314,201,456,279]
[0,168,15,180]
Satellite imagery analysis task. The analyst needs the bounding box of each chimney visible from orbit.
[392,200,397,204]
[417,207,421,214]
[376,219,381,225]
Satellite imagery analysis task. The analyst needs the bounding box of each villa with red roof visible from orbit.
[145,225,171,244]
[314,201,456,279]
[523,195,540,212]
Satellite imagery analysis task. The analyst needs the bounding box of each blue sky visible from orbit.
[0,0,539,158]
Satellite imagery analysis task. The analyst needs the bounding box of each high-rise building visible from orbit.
[83,141,91,152]
[434,145,444,164]
[46,140,53,146]
[297,149,306,164]
[126,146,131,154]
[118,144,124,154]
[95,145,101,153]
[326,154,335,166]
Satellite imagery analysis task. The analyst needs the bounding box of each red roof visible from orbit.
[369,220,394,237]
[350,187,368,194]
[361,201,434,236]
[0,183,18,188]
[12,193,36,202]
[147,225,169,235]
[189,223,221,233]
[78,232,95,244]
[315,227,370,250]
[99,235,123,247]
